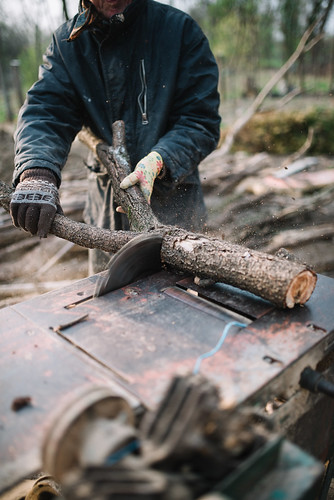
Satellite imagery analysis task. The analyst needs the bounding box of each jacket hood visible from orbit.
[69,0,145,41]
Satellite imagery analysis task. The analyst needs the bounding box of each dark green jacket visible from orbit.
[14,0,221,231]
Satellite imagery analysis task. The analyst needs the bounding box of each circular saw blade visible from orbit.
[94,233,163,297]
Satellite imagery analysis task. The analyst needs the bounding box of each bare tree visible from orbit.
[0,61,13,122]
[219,16,328,155]
[62,0,70,21]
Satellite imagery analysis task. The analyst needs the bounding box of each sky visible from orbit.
[2,0,334,35]
[1,0,195,34]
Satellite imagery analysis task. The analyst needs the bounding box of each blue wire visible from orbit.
[105,439,140,466]
[193,321,247,375]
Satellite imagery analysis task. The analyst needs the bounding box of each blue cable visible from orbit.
[105,439,140,466]
[193,321,247,375]
[105,323,247,467]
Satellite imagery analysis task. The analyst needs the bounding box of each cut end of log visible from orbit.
[285,269,317,308]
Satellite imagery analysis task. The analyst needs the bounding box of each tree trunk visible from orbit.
[1,121,317,309]
[10,60,24,107]
[0,62,14,122]
[61,0,70,21]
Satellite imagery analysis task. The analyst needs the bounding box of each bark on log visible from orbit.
[0,121,317,309]
[0,181,133,252]
[77,124,159,232]
[159,228,316,309]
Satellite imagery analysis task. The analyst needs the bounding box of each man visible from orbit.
[10,0,221,273]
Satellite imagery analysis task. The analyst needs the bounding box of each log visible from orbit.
[265,224,334,254]
[77,126,159,232]
[0,121,317,308]
[0,238,39,260]
[35,241,75,277]
[159,229,316,309]
[0,181,134,252]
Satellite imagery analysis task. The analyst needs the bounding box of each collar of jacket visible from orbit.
[68,0,146,41]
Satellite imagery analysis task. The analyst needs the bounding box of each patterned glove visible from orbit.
[120,152,163,203]
[10,168,60,238]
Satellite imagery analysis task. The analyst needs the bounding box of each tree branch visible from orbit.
[0,121,317,309]
[78,122,160,232]
[219,19,322,156]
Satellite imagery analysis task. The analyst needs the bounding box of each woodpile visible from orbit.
[200,151,334,274]
[0,125,333,308]
[0,135,89,308]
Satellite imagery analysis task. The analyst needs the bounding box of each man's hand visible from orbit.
[120,151,163,203]
[10,168,61,238]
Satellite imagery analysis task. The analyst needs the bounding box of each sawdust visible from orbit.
[0,124,333,308]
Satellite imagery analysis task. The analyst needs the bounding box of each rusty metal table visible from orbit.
[1,270,334,492]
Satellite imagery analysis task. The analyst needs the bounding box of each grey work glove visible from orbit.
[10,168,61,238]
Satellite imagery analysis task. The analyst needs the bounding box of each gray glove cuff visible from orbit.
[11,178,59,209]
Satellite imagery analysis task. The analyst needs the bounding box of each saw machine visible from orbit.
[1,237,334,499]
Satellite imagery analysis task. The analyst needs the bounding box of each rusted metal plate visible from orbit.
[0,306,138,493]
[14,272,246,407]
[1,270,334,492]
[12,271,334,409]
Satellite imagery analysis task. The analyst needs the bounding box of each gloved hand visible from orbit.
[120,151,164,204]
[10,168,61,238]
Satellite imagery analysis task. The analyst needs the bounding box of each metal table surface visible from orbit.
[1,270,334,492]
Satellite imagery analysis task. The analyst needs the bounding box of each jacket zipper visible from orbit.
[138,59,149,125]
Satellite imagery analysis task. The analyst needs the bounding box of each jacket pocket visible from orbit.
[138,59,148,125]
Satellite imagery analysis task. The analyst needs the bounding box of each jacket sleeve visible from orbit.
[13,31,83,186]
[153,17,221,185]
